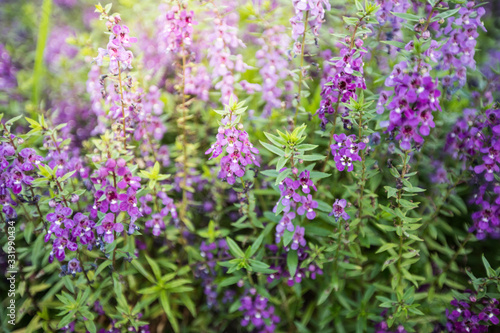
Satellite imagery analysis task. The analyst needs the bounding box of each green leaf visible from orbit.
[264,132,286,146]
[131,259,156,284]
[390,11,420,22]
[57,313,74,329]
[260,141,286,156]
[95,261,112,276]
[248,259,276,274]
[179,293,196,317]
[376,243,398,254]
[218,276,242,287]
[84,320,96,333]
[296,144,318,151]
[226,237,245,258]
[298,154,326,161]
[283,229,294,247]
[482,254,496,278]
[287,250,299,277]
[62,276,74,294]
[309,171,331,179]
[146,255,162,280]
[249,233,264,257]
[160,291,179,333]
[343,16,359,25]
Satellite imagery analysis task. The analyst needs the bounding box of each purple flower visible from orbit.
[67,258,82,276]
[96,213,124,243]
[52,230,78,261]
[293,170,317,194]
[118,188,140,217]
[239,294,280,331]
[145,214,165,236]
[291,226,306,250]
[18,148,43,171]
[297,194,318,220]
[72,213,95,245]
[329,199,350,221]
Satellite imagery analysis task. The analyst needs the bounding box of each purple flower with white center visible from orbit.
[67,258,82,276]
[17,148,43,171]
[239,294,280,331]
[117,166,142,190]
[330,134,365,172]
[206,115,259,185]
[329,199,350,222]
[159,192,178,220]
[118,188,140,217]
[275,212,295,244]
[291,226,306,250]
[474,156,499,182]
[297,194,318,220]
[105,186,120,212]
[378,60,441,150]
[52,230,78,261]
[446,296,499,332]
[96,213,124,243]
[9,166,34,194]
[72,213,95,245]
[145,214,165,236]
[278,178,302,209]
[90,190,109,219]
[45,204,74,242]
[317,39,367,127]
[292,170,317,194]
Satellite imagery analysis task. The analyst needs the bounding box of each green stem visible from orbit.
[396,150,410,291]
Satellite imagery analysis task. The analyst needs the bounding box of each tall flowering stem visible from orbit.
[290,0,331,127]
[162,2,196,228]
[293,10,309,128]
[93,4,137,151]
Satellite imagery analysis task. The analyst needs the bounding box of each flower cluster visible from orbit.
[266,245,323,286]
[143,191,178,236]
[375,0,411,31]
[317,39,367,128]
[207,9,248,103]
[0,43,17,92]
[184,64,211,101]
[330,133,366,172]
[377,61,441,150]
[205,115,259,185]
[329,198,350,222]
[274,170,318,249]
[239,292,280,333]
[195,239,230,308]
[256,26,291,116]
[445,108,483,162]
[290,0,331,53]
[438,1,486,87]
[0,139,44,220]
[446,108,500,239]
[161,5,196,54]
[89,158,142,233]
[446,296,500,332]
[94,16,137,75]
[472,109,500,183]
